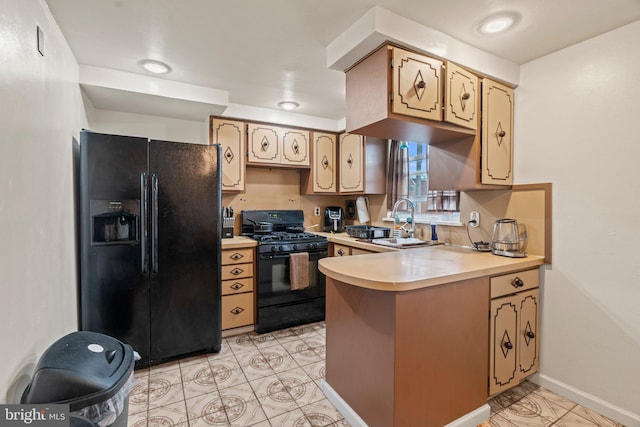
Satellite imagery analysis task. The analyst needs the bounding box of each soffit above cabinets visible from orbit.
[79,65,228,121]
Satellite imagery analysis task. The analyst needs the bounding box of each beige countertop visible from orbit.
[319,244,545,292]
[221,235,257,249]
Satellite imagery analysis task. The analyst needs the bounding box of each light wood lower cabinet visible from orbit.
[489,269,539,396]
[221,248,255,331]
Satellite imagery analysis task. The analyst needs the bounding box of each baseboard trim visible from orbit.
[319,380,368,427]
[319,380,490,427]
[531,373,640,427]
[445,404,491,427]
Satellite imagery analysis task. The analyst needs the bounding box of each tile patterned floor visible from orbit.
[128,322,624,427]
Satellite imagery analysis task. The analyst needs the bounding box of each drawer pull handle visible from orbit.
[230,282,244,291]
[230,268,244,276]
[230,307,245,315]
[511,277,524,288]
[526,331,535,339]
[230,252,244,261]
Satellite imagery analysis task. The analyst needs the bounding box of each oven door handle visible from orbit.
[260,251,326,260]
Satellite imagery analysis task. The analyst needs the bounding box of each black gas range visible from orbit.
[241,210,327,333]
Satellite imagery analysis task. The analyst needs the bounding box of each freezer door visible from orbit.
[79,131,151,364]
[148,140,222,361]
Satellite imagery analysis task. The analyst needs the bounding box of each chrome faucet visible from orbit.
[391,198,415,238]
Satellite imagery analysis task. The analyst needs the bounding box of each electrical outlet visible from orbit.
[469,211,480,227]
[314,206,321,217]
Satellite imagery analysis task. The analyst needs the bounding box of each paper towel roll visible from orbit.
[356,196,370,224]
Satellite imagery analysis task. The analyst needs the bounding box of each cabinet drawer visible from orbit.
[222,277,254,296]
[333,244,351,257]
[491,269,539,299]
[221,263,253,281]
[222,293,254,330]
[222,248,254,265]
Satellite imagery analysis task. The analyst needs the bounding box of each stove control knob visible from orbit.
[278,246,284,252]
[293,244,298,250]
[271,247,276,252]
[311,243,318,249]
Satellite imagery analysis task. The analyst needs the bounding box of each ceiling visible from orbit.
[44,0,640,122]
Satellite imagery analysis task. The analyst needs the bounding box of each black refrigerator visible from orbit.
[78,130,222,367]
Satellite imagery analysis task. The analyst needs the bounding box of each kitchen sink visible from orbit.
[371,237,441,249]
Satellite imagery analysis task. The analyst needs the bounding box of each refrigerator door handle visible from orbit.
[151,173,159,274]
[140,172,148,273]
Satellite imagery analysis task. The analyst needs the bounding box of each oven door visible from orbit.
[256,249,327,308]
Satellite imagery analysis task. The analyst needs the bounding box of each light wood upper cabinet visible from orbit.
[247,123,309,167]
[482,78,514,185]
[444,62,478,130]
[247,124,280,164]
[303,132,336,193]
[337,133,387,195]
[339,133,364,193]
[392,47,443,121]
[210,118,246,193]
[281,128,310,166]
[345,44,475,145]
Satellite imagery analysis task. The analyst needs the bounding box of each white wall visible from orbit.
[516,20,640,422]
[87,107,209,145]
[0,0,88,403]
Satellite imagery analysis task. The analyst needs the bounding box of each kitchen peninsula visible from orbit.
[318,245,544,427]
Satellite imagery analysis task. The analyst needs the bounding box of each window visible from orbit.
[388,141,460,223]
[407,142,459,214]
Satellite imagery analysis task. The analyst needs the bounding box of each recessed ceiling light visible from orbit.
[277,101,299,111]
[140,59,171,74]
[479,12,519,34]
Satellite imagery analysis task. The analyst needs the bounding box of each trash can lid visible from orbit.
[22,331,134,409]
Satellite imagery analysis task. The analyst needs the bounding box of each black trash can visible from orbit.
[21,331,135,427]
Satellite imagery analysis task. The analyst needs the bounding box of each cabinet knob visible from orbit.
[417,80,426,89]
[322,158,329,167]
[498,130,507,138]
[503,341,513,350]
[526,331,536,339]
[511,277,524,288]
[461,92,470,100]
[337,249,345,256]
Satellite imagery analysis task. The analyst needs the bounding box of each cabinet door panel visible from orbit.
[445,62,478,130]
[312,133,337,192]
[489,294,519,396]
[518,289,539,377]
[222,248,254,266]
[339,133,364,193]
[222,263,253,281]
[222,293,254,329]
[392,47,443,121]
[211,119,246,192]
[482,79,514,185]
[248,124,280,164]
[281,129,310,166]
[222,277,254,296]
